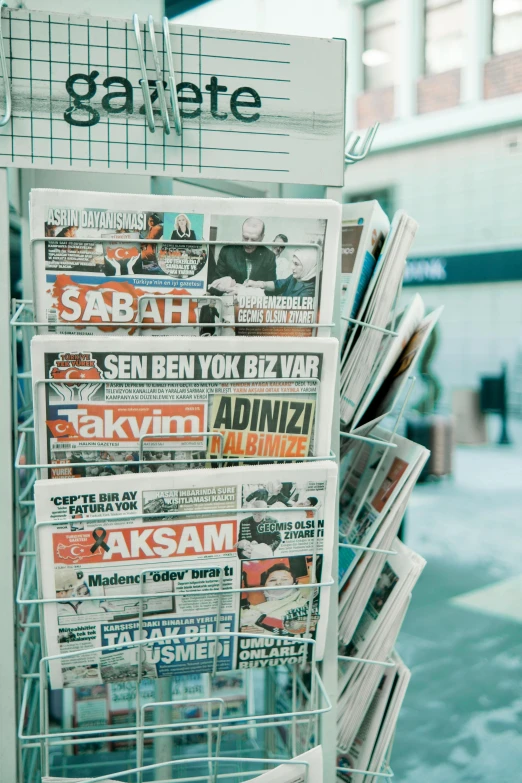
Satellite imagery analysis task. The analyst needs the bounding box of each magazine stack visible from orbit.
[335,202,442,781]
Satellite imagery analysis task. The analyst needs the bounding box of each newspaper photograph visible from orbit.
[31,335,337,479]
[31,190,340,337]
[35,461,337,689]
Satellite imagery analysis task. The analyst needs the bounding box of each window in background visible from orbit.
[362,0,400,91]
[425,0,465,75]
[343,189,394,219]
[492,0,522,55]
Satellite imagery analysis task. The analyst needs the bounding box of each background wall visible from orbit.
[343,129,522,255]
[343,126,522,411]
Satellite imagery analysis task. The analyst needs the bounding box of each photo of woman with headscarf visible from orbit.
[170,213,197,241]
[243,247,318,301]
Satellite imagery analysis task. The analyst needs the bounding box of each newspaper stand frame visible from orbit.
[335,374,417,778]
[0,8,395,783]
[11,301,344,783]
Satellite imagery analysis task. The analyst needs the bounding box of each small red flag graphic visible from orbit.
[46,419,78,437]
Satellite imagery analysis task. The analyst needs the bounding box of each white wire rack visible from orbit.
[11,300,339,782]
[335,311,419,780]
[11,306,402,783]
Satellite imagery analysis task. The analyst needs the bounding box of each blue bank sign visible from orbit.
[404,248,522,286]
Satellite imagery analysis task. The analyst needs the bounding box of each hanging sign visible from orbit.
[404,248,522,286]
[0,8,346,185]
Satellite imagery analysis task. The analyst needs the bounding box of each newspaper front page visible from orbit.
[31,190,340,337]
[35,461,336,690]
[31,335,337,479]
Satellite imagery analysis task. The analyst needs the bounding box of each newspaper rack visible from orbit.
[0,8,415,781]
[12,297,402,783]
[12,297,337,782]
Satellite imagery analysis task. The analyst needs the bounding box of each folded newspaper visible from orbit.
[31,189,340,337]
[338,427,429,587]
[338,538,425,695]
[340,201,389,342]
[338,452,426,647]
[337,539,425,752]
[364,654,411,783]
[336,652,410,783]
[340,210,418,427]
[31,335,337,479]
[353,303,443,433]
[35,461,337,690]
[337,661,396,782]
[348,293,425,430]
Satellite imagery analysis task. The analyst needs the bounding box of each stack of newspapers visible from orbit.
[335,202,440,780]
[340,202,442,432]
[30,189,341,696]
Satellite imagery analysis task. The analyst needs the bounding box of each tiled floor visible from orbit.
[391,427,522,783]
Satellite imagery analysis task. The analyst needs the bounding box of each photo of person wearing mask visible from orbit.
[240,561,316,636]
[244,247,318,301]
[55,569,108,618]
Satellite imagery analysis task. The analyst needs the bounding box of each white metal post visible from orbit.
[0,167,17,780]
[322,183,343,781]
[150,174,175,783]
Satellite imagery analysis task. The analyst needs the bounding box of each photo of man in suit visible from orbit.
[199,298,220,336]
[237,501,282,560]
[209,217,276,293]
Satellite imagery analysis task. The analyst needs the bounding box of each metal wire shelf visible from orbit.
[10,297,337,782]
